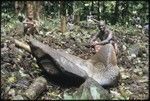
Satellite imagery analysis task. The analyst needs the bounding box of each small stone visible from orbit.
[8,89,15,97]
[12,95,24,100]
[138,71,143,76]
[122,45,127,51]
[8,76,16,83]
[121,83,125,86]
[121,73,130,79]
[133,68,141,73]
[137,58,141,63]
[110,90,121,96]
[127,56,132,61]
[66,48,72,53]
[143,67,149,74]
[19,70,28,77]
[143,54,146,57]
[131,54,136,58]
[39,31,44,35]
[5,86,11,93]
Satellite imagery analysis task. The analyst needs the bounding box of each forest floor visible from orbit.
[1,20,149,100]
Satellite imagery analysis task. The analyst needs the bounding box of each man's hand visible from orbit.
[95,44,101,52]
[90,41,102,52]
[90,41,99,46]
[23,22,34,25]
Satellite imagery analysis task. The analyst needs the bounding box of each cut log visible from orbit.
[24,76,47,99]
[14,39,31,52]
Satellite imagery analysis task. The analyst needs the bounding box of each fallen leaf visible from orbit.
[7,76,16,83]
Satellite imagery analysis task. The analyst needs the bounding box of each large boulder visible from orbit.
[63,77,110,100]
[29,38,119,88]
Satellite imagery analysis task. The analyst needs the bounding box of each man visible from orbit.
[132,15,142,29]
[90,20,118,54]
[18,13,25,22]
[87,12,94,27]
[23,16,39,36]
[142,23,149,36]
[67,14,74,31]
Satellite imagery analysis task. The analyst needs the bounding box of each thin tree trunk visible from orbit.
[60,1,67,33]
[68,1,74,16]
[74,12,80,25]
[112,1,120,25]
[37,1,43,20]
[142,1,149,24]
[15,1,19,14]
[91,1,94,12]
[122,1,129,23]
[26,1,42,20]
[15,1,25,15]
[102,1,106,19]
[26,1,34,18]
[97,1,100,20]
[76,12,80,25]
[61,16,66,33]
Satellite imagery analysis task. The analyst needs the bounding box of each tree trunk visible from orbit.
[91,1,94,12]
[102,1,106,20]
[60,1,67,33]
[33,1,37,20]
[34,1,43,20]
[112,1,120,25]
[26,1,42,20]
[74,13,79,25]
[75,12,80,25]
[142,1,149,24]
[122,1,129,24]
[26,1,34,18]
[97,1,100,20]
[61,15,67,33]
[68,1,74,16]
[15,1,25,15]
[15,1,19,14]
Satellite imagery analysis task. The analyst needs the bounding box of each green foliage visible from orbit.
[110,24,142,36]
[1,1,15,13]
[1,12,11,23]
[42,17,60,31]
[1,1,149,30]
[1,12,18,33]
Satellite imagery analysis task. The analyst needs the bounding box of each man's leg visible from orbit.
[94,41,101,53]
[110,41,118,55]
[113,43,119,55]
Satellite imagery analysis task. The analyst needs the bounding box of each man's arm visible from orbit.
[90,32,99,44]
[91,18,99,23]
[23,22,34,25]
[96,31,113,45]
[23,19,35,25]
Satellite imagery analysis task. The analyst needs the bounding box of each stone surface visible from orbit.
[63,78,110,100]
